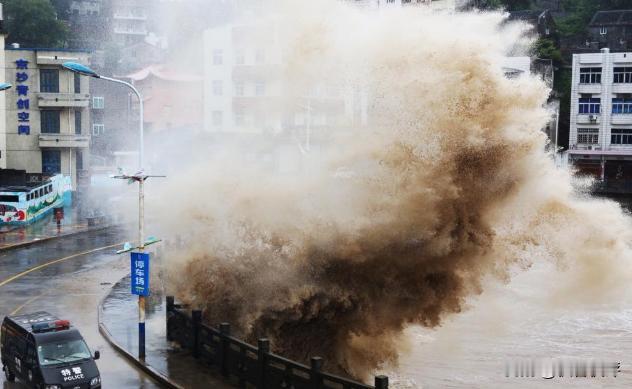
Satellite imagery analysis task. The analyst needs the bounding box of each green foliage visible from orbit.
[534,38,563,63]
[4,0,68,47]
[557,0,632,37]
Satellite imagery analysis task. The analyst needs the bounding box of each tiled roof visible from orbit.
[125,65,202,82]
[590,10,632,26]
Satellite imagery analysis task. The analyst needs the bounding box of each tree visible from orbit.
[534,38,563,63]
[4,0,68,47]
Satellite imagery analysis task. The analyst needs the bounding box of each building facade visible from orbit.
[111,0,150,46]
[2,48,91,191]
[569,48,632,189]
[587,10,632,53]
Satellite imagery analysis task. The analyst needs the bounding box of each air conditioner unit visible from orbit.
[589,114,598,122]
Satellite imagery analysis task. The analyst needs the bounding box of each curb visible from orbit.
[97,278,184,389]
[0,225,113,253]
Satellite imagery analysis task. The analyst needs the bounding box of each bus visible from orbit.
[0,174,71,226]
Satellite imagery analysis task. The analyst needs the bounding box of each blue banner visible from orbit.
[131,252,150,296]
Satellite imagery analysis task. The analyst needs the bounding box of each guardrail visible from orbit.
[166,296,389,389]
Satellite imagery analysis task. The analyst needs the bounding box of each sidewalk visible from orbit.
[0,206,105,250]
[99,277,234,389]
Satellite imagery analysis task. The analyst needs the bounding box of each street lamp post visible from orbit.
[63,62,157,359]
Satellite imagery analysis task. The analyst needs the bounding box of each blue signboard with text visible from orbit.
[131,252,150,296]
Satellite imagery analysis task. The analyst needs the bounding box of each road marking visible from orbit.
[0,242,123,288]
[10,291,48,315]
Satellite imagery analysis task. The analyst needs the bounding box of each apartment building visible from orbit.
[569,48,632,186]
[2,48,91,190]
[203,20,365,135]
[111,0,150,46]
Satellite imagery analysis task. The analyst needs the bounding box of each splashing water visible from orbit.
[155,0,632,381]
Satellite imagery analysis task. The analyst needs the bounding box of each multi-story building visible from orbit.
[203,14,369,172]
[587,10,632,53]
[203,20,365,134]
[569,48,632,189]
[111,0,150,46]
[66,0,109,50]
[349,0,464,10]
[2,47,91,191]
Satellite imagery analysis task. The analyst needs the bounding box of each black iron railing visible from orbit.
[166,296,389,389]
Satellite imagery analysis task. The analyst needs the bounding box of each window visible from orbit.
[577,128,599,144]
[212,111,223,127]
[93,96,105,109]
[75,110,82,134]
[235,49,245,65]
[92,123,104,136]
[614,67,632,83]
[37,339,91,366]
[255,49,265,64]
[579,68,602,84]
[40,69,59,93]
[212,80,223,96]
[74,73,81,93]
[578,98,600,114]
[0,195,19,203]
[600,26,608,35]
[26,194,30,201]
[41,110,61,133]
[612,98,632,114]
[42,150,61,175]
[255,81,266,96]
[213,49,223,65]
[234,81,244,96]
[611,129,632,145]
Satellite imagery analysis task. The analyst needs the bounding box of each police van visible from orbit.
[1,312,101,388]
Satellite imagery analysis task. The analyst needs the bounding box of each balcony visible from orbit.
[113,27,147,35]
[39,134,90,148]
[612,84,632,94]
[576,114,600,124]
[611,114,632,125]
[38,93,90,108]
[577,83,602,94]
[113,13,147,20]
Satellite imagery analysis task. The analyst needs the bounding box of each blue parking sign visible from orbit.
[131,252,150,296]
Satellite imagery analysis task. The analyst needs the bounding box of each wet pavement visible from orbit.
[0,227,161,388]
[101,277,233,389]
[0,205,102,250]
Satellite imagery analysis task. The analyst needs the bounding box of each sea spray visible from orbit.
[151,0,632,380]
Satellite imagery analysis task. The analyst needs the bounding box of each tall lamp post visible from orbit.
[63,62,161,359]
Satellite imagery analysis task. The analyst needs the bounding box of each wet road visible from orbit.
[0,227,161,388]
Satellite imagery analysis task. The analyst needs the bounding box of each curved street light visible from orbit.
[62,62,143,167]
[63,61,151,359]
[0,83,13,91]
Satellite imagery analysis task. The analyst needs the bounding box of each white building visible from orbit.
[203,19,366,135]
[569,48,632,185]
[349,0,463,10]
